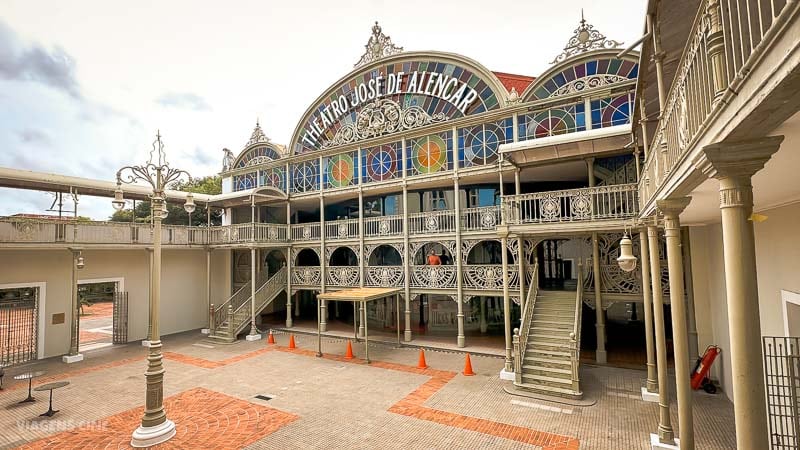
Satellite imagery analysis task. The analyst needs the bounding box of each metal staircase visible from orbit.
[208,266,287,342]
[513,264,583,399]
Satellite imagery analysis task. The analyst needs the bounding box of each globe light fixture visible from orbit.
[184,192,196,214]
[616,232,638,272]
[112,184,126,211]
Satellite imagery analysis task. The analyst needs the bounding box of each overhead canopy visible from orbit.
[317,287,402,302]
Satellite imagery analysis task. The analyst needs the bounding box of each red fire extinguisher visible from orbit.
[691,345,721,393]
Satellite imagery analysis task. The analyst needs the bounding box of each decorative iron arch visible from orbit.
[326,245,360,266]
[288,51,511,155]
[293,247,321,266]
[409,240,456,265]
[521,49,639,102]
[365,243,404,265]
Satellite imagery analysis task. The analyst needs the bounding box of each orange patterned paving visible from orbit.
[20,387,298,450]
[4,356,143,392]
[79,329,108,344]
[81,302,114,318]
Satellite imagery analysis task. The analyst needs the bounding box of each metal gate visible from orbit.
[112,291,128,344]
[764,336,800,450]
[0,287,38,367]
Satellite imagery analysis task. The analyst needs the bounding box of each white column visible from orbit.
[286,201,293,327]
[639,230,659,396]
[402,184,411,342]
[702,138,781,450]
[454,175,465,348]
[499,227,513,373]
[246,246,260,340]
[681,227,699,361]
[658,198,693,448]
[587,158,606,364]
[319,194,327,332]
[202,248,211,334]
[647,224,674,445]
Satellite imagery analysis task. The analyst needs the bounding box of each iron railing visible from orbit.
[112,291,128,344]
[764,336,800,450]
[513,262,539,381]
[501,184,639,225]
[0,286,38,367]
[569,264,584,395]
[639,0,796,207]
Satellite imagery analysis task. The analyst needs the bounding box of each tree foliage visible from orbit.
[109,175,223,226]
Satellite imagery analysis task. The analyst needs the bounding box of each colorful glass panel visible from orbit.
[259,167,285,191]
[406,131,452,177]
[362,142,401,183]
[236,146,281,168]
[324,152,356,188]
[529,57,638,100]
[458,118,512,168]
[590,93,632,128]
[291,160,320,193]
[518,102,586,139]
[233,172,257,192]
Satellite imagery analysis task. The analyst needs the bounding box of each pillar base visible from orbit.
[404,330,412,342]
[499,368,515,381]
[651,433,679,449]
[641,387,660,403]
[131,419,176,448]
[141,340,153,347]
[595,350,607,364]
[62,353,84,364]
[245,334,262,341]
[285,318,293,328]
[457,335,465,348]
[200,328,210,335]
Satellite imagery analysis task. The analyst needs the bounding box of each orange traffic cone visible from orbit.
[267,330,275,344]
[288,334,296,349]
[417,349,428,369]
[462,353,476,376]
[344,340,354,360]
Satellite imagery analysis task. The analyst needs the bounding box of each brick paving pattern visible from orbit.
[0,330,737,449]
[19,387,298,449]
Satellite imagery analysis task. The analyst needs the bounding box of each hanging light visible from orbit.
[76,252,85,269]
[112,183,125,211]
[160,201,169,219]
[183,192,196,214]
[616,232,637,272]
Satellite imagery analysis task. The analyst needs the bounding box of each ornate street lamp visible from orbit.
[112,132,194,447]
[616,232,638,273]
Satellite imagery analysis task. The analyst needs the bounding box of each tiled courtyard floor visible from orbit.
[0,330,736,449]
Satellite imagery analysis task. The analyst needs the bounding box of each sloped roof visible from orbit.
[493,71,536,95]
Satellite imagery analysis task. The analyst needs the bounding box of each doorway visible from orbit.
[78,278,125,351]
[0,286,40,366]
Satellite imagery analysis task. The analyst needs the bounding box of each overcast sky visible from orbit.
[0,0,646,220]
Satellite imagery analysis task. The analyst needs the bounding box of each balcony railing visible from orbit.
[325,218,359,241]
[639,0,794,207]
[408,209,457,235]
[365,265,404,287]
[501,184,639,225]
[462,264,518,290]
[460,206,500,232]
[291,223,321,241]
[291,266,321,286]
[326,266,361,287]
[364,214,403,237]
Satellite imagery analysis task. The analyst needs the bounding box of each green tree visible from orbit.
[109,176,223,226]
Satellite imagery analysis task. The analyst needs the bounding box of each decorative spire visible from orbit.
[354,21,404,68]
[246,120,270,147]
[508,87,521,103]
[550,10,623,64]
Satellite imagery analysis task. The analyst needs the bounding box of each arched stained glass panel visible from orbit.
[233,172,257,192]
[259,167,286,191]
[517,101,586,139]
[292,160,320,193]
[236,146,281,168]
[458,118,512,168]
[406,131,452,177]
[529,57,638,100]
[590,93,633,128]
[324,152,356,189]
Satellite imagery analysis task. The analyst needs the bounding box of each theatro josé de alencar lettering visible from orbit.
[300,70,479,149]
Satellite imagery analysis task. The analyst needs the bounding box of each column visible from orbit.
[63,248,84,363]
[319,195,327,332]
[286,201,293,327]
[454,175,465,348]
[402,184,412,342]
[499,227,513,374]
[514,168,521,194]
[517,237,526,311]
[658,198,693,448]
[702,138,781,450]
[479,297,487,333]
[246,247,260,340]
[144,248,154,346]
[587,158,606,364]
[647,223,674,445]
[639,229,659,398]
[358,189,366,338]
[203,248,212,334]
[682,227,699,361]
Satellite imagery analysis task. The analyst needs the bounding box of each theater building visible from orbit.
[2,3,800,447]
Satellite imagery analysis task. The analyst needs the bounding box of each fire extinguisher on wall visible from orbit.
[691,345,721,393]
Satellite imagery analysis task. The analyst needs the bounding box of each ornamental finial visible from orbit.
[550,12,623,64]
[354,21,403,68]
[246,120,270,148]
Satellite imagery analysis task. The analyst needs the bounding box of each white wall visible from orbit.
[690,201,800,401]
[0,248,231,359]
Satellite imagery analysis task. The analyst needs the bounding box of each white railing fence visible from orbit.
[502,184,639,225]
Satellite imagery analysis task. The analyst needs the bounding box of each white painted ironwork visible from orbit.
[354,21,404,68]
[365,265,404,287]
[291,266,322,286]
[410,265,457,289]
[364,214,403,237]
[326,266,360,287]
[550,12,623,64]
[460,206,500,231]
[462,265,519,290]
[326,218,359,241]
[502,184,639,225]
[408,210,457,235]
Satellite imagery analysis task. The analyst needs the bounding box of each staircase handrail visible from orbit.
[211,267,270,333]
[570,263,584,394]
[513,261,539,376]
[231,266,288,333]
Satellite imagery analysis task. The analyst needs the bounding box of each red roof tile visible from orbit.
[493,71,536,95]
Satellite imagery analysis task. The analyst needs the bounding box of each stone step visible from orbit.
[532,312,575,321]
[522,364,573,377]
[524,355,572,368]
[529,333,571,343]
[521,373,573,387]
[527,347,571,358]
[530,326,574,335]
[529,341,572,352]
[514,381,582,399]
[530,319,573,329]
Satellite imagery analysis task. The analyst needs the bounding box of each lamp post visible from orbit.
[112,132,193,448]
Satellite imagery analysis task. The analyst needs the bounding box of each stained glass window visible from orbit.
[324,152,357,189]
[406,131,452,177]
[518,101,586,140]
[528,57,638,100]
[590,93,633,128]
[458,118,512,168]
[233,172,257,192]
[258,167,286,191]
[291,160,320,193]
[362,142,402,183]
[236,146,281,169]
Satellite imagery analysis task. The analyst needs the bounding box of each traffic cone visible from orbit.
[462,353,476,376]
[288,334,296,349]
[267,330,275,344]
[344,340,354,360]
[417,349,428,369]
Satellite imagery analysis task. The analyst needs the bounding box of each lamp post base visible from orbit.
[131,419,176,448]
[499,368,515,381]
[62,354,84,364]
[245,334,262,341]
